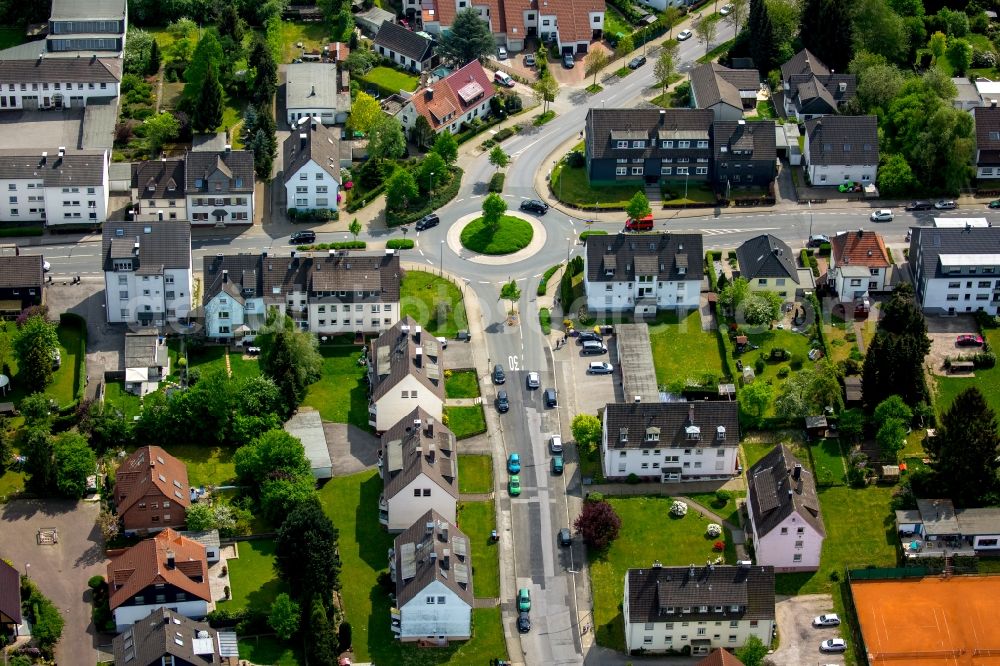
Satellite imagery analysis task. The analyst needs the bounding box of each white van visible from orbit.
[493,71,515,88]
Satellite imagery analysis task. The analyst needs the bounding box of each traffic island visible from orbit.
[459,215,533,255]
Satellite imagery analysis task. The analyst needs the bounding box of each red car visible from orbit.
[956,334,985,347]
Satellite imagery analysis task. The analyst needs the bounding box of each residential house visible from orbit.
[746,444,825,572]
[734,234,799,298]
[0,0,127,60]
[355,6,395,35]
[124,331,169,395]
[184,148,254,225]
[907,226,1000,315]
[584,108,714,185]
[0,560,22,641]
[389,509,473,641]
[111,607,239,666]
[828,229,892,301]
[974,106,1000,180]
[395,60,495,135]
[378,407,457,531]
[623,562,775,655]
[102,221,193,325]
[0,255,44,311]
[896,498,1000,558]
[601,401,740,481]
[802,116,879,188]
[131,159,186,222]
[284,62,350,126]
[0,57,123,110]
[975,78,1000,107]
[712,120,777,191]
[584,232,704,315]
[696,649,745,666]
[201,253,266,341]
[282,120,342,213]
[0,147,109,226]
[780,49,856,121]
[107,529,211,631]
[368,317,445,432]
[953,77,982,111]
[373,21,436,72]
[690,63,761,121]
[115,445,191,535]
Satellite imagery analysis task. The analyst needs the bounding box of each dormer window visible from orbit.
[685,425,700,440]
[717,426,726,440]
[699,605,708,613]
[666,606,675,614]
[619,427,628,443]
[632,140,645,148]
[661,140,673,148]
[730,604,740,612]
[616,140,628,148]
[644,427,659,442]
[843,143,851,152]
[166,179,175,192]
[195,178,203,188]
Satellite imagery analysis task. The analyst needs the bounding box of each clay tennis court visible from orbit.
[851,576,1000,665]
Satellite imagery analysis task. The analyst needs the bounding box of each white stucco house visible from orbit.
[131,158,186,222]
[623,563,776,656]
[282,120,343,212]
[734,234,802,299]
[394,60,495,136]
[746,444,826,572]
[184,148,254,226]
[0,148,109,226]
[0,57,122,110]
[201,253,266,341]
[803,116,879,187]
[368,317,444,432]
[389,509,472,641]
[602,402,740,482]
[828,229,892,301]
[585,233,704,316]
[378,407,457,531]
[285,62,350,126]
[908,226,1000,315]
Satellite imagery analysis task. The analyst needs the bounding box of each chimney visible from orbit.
[222,269,229,283]
[792,463,802,480]
[738,119,746,126]
[993,99,999,108]
[91,54,96,63]
[413,418,422,429]
[427,440,436,461]
[310,85,316,97]
[224,144,232,152]
[425,87,434,100]
[166,550,176,569]
[415,347,423,365]
[58,146,66,157]
[299,133,307,149]
[838,81,847,93]
[414,325,422,342]
[40,151,47,165]
[634,395,641,404]
[426,419,434,437]
[652,560,662,568]
[688,402,695,424]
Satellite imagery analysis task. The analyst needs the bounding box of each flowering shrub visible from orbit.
[713,540,725,552]
[706,523,722,538]
[670,500,688,517]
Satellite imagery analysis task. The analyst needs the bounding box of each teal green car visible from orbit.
[517,587,531,612]
[508,475,521,496]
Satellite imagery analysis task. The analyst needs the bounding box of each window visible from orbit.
[795,540,804,548]
[414,488,421,497]
[616,167,627,175]
[793,553,802,562]
[678,140,690,148]
[797,527,804,534]
[616,140,628,148]
[632,140,645,148]
[780,527,788,535]
[661,167,672,175]
[437,596,446,604]
[696,140,708,148]
[662,140,673,148]
[631,166,644,175]
[643,636,653,644]
[677,167,689,175]
[695,167,708,175]
[425,596,435,604]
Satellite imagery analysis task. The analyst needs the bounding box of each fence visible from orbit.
[847,566,931,581]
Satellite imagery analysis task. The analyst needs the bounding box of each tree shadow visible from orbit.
[355,474,395,571]
[1,497,77,521]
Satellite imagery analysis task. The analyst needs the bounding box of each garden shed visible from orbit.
[805,415,828,439]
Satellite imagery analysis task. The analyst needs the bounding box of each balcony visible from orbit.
[378,495,388,525]
[390,607,401,634]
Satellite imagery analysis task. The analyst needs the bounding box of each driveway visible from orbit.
[0,499,107,666]
[564,334,620,416]
[772,593,844,666]
[924,314,981,375]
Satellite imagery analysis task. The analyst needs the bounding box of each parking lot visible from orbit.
[771,593,845,666]
[924,314,982,374]
[562,332,621,416]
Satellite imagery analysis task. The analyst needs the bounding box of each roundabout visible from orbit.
[444,210,548,265]
[460,215,533,255]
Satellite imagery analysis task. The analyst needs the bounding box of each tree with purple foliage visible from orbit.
[573,498,622,550]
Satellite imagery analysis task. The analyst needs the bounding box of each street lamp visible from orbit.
[429,171,434,196]
[808,199,814,239]
[439,240,444,276]
[684,169,690,200]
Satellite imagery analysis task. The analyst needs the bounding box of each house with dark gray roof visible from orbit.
[102,221,193,325]
[585,108,714,186]
[389,509,472,641]
[112,607,238,666]
[712,120,777,191]
[0,559,22,640]
[284,62,351,127]
[780,49,856,120]
[379,406,457,531]
[368,316,444,432]
[201,253,266,341]
[974,106,1000,180]
[0,254,44,312]
[0,0,127,61]
[282,120,344,213]
[689,63,761,121]
[601,401,740,481]
[908,226,1000,315]
[623,563,775,655]
[373,21,436,72]
[0,57,122,110]
[0,147,109,227]
[803,116,878,188]
[746,444,825,572]
[735,234,799,297]
[131,159,186,222]
[584,233,704,315]
[184,148,254,226]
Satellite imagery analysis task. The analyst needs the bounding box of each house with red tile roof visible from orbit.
[115,446,191,535]
[828,229,892,301]
[395,60,496,135]
[107,529,212,631]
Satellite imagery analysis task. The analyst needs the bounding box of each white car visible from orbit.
[820,638,847,653]
[550,435,563,454]
[42,260,51,272]
[588,361,614,374]
[526,371,540,389]
[934,199,957,209]
[497,46,508,60]
[813,613,841,627]
[720,3,733,14]
[870,209,894,222]
[677,29,693,41]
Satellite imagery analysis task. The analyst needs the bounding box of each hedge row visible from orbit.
[705,250,721,292]
[0,225,44,237]
[59,313,88,402]
[489,173,505,192]
[800,248,819,277]
[579,230,609,240]
[537,264,561,296]
[301,241,367,251]
[387,167,464,227]
[480,124,524,150]
[287,207,338,222]
[346,183,386,213]
[386,239,414,250]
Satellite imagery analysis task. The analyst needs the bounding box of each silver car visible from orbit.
[526,371,540,389]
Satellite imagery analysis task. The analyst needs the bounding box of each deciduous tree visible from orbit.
[488,145,510,171]
[185,502,217,531]
[14,314,58,394]
[259,315,323,413]
[268,593,301,641]
[368,115,407,162]
[411,114,435,149]
[739,381,773,423]
[573,499,621,550]
[386,169,419,211]
[143,112,180,153]
[852,0,910,64]
[799,0,854,71]
[433,131,458,165]
[946,38,972,75]
[19,427,55,494]
[439,9,496,64]
[876,417,907,461]
[482,192,507,231]
[736,635,769,666]
[585,49,610,88]
[499,280,521,315]
[925,387,1000,506]
[419,152,447,193]
[694,16,718,55]
[349,218,362,241]
[235,428,313,486]
[53,432,95,499]
[654,44,678,93]
[615,34,634,69]
[725,0,749,34]
[571,414,602,450]
[347,91,381,135]
[928,31,947,62]
[532,72,558,114]
[625,191,651,221]
[742,291,783,326]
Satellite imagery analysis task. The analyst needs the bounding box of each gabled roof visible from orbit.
[369,316,445,403]
[373,21,434,62]
[409,61,495,131]
[0,149,106,186]
[586,233,704,283]
[382,406,457,501]
[909,226,1000,280]
[690,63,760,111]
[0,255,44,291]
[102,221,192,273]
[0,559,21,625]
[805,116,878,166]
[282,120,342,184]
[713,120,776,163]
[394,509,473,608]
[736,234,798,281]
[202,254,264,306]
[781,48,830,83]
[115,446,191,516]
[0,56,122,83]
[183,150,254,194]
[107,529,210,610]
[256,251,401,305]
[696,649,745,666]
[975,106,1000,166]
[831,229,890,269]
[132,159,185,199]
[111,608,226,666]
[747,444,825,538]
[604,401,739,450]
[626,564,775,624]
[789,73,855,115]
[586,108,714,160]
[285,62,344,112]
[544,0,604,42]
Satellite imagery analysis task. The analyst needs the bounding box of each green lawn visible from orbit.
[360,66,420,96]
[279,20,330,63]
[661,179,718,205]
[743,328,814,415]
[649,310,727,391]
[935,328,1000,417]
[228,353,262,380]
[238,636,303,666]
[0,27,25,50]
[458,454,493,494]
[444,405,486,439]
[460,216,533,255]
[0,468,25,501]
[550,163,644,209]
[457,500,500,598]
[301,344,369,428]
[103,382,143,420]
[824,318,860,365]
[446,370,481,399]
[749,99,776,119]
[741,441,776,469]
[809,439,847,487]
[218,539,287,612]
[685,491,746,527]
[400,271,468,339]
[318,470,508,664]
[590,496,736,651]
[604,6,634,36]
[0,319,84,409]
[166,444,236,487]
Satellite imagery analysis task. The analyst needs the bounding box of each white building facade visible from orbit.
[0,60,122,110]
[909,226,1000,315]
[0,149,109,226]
[184,150,254,226]
[285,158,339,210]
[113,598,209,633]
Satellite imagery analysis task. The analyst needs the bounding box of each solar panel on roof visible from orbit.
[426,362,440,381]
[423,336,439,356]
[754,471,780,512]
[454,562,469,585]
[400,542,416,579]
[452,536,467,557]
